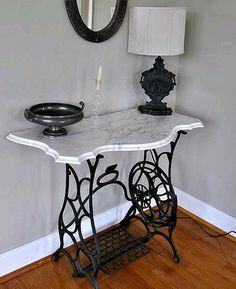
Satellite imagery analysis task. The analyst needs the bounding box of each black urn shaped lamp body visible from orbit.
[139,56,176,116]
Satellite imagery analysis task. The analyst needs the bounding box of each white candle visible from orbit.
[96,65,103,91]
[97,65,103,81]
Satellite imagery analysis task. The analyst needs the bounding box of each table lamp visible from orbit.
[128,7,186,115]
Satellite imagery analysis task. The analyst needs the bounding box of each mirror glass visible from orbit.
[77,0,117,31]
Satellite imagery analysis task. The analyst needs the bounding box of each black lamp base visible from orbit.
[138,102,172,116]
[139,56,176,116]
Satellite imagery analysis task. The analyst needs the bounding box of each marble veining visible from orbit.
[7,108,203,164]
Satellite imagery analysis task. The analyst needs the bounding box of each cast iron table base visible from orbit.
[52,131,186,289]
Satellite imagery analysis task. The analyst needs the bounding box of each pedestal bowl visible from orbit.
[24,102,84,136]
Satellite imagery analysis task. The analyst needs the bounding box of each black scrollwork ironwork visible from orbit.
[121,131,187,262]
[53,131,186,288]
[53,154,147,289]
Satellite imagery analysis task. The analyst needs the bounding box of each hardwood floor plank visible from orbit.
[177,217,236,264]
[181,245,236,288]
[143,249,212,289]
[132,256,179,289]
[0,278,26,289]
[102,266,157,289]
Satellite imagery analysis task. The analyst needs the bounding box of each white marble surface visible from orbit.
[7,108,203,164]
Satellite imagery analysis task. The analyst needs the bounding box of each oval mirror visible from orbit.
[65,0,128,42]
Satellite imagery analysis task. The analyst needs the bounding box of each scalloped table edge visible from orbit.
[6,121,203,165]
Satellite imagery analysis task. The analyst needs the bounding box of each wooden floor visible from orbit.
[1,211,236,289]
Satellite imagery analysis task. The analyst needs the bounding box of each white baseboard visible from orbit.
[175,187,236,237]
[0,188,235,277]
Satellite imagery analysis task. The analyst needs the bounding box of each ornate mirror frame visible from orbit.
[65,0,128,43]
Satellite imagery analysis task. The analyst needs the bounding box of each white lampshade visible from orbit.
[128,7,186,56]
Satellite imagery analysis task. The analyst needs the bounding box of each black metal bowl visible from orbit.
[24,102,84,136]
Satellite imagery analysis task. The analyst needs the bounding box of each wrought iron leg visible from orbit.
[120,205,136,227]
[124,131,186,262]
[168,225,181,262]
[52,154,129,289]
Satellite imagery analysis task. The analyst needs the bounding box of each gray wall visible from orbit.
[0,0,235,255]
[169,0,236,218]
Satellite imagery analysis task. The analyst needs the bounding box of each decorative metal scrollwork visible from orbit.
[53,154,128,289]
[53,131,187,288]
[121,131,187,262]
[129,154,177,228]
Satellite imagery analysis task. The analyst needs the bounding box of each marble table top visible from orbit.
[7,108,203,164]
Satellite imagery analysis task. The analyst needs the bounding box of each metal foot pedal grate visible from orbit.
[85,225,150,275]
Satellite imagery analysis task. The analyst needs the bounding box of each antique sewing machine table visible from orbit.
[7,108,203,289]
